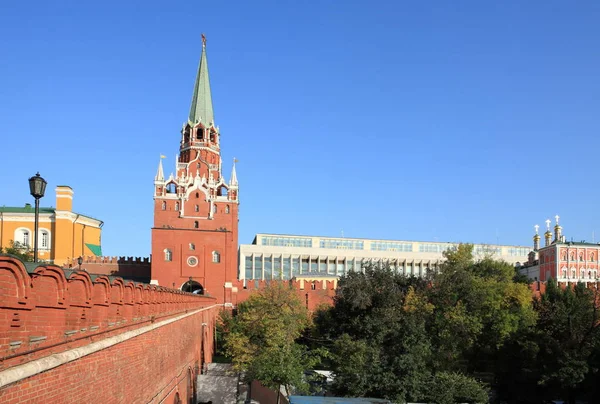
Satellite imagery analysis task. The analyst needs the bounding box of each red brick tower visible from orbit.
[151,36,239,305]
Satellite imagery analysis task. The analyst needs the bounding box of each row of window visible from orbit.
[161,201,230,214]
[319,239,365,250]
[419,243,456,253]
[257,236,531,257]
[559,268,599,280]
[508,247,531,257]
[560,251,598,262]
[164,248,220,263]
[371,241,413,252]
[261,237,313,248]
[14,228,50,249]
[243,255,437,280]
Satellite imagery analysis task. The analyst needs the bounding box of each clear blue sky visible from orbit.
[1,1,599,257]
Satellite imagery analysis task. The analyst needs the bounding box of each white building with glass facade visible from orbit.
[238,233,531,281]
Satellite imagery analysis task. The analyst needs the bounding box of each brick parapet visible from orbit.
[0,255,215,371]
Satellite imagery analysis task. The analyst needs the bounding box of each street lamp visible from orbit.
[28,172,47,263]
[77,256,83,271]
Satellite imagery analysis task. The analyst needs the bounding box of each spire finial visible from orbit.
[534,224,539,235]
[555,215,560,226]
[545,219,551,231]
[202,33,207,47]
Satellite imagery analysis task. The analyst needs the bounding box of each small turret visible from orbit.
[554,215,562,243]
[544,219,552,247]
[533,224,540,251]
[229,158,238,188]
[155,156,165,183]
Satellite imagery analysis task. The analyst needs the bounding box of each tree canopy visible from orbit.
[221,282,322,398]
[0,240,34,262]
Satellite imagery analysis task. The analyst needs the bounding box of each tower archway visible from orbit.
[181,280,204,294]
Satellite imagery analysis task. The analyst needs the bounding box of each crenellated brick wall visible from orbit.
[231,278,337,311]
[0,255,219,404]
[66,255,151,282]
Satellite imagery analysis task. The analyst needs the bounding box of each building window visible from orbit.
[40,231,49,249]
[195,205,199,212]
[212,251,220,263]
[196,192,199,198]
[194,221,199,229]
[175,202,179,211]
[225,205,230,214]
[164,249,172,262]
[23,231,30,247]
[212,204,217,214]
[189,243,195,250]
[161,201,166,210]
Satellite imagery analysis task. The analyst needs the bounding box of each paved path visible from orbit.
[196,363,240,404]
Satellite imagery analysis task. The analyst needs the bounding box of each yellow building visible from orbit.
[0,186,103,266]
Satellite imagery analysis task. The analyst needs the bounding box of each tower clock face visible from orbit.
[187,256,198,267]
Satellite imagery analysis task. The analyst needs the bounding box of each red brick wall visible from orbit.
[0,255,219,404]
[66,256,151,282]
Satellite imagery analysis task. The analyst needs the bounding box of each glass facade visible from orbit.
[419,243,456,253]
[507,247,530,256]
[261,236,312,248]
[320,239,364,250]
[371,241,413,252]
[474,246,502,255]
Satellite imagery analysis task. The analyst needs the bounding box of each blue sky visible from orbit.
[1,1,599,257]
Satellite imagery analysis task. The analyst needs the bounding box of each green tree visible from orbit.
[314,262,488,402]
[221,282,321,400]
[0,240,34,262]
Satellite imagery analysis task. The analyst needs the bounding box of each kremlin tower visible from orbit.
[151,36,239,305]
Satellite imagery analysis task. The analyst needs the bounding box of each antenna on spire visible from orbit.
[201,33,207,47]
[534,224,539,235]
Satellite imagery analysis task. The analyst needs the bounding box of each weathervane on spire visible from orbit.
[202,33,207,47]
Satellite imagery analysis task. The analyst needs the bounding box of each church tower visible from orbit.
[151,36,239,305]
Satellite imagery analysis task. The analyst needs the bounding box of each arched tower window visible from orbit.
[166,183,176,194]
[210,131,215,143]
[175,202,179,211]
[161,201,166,210]
[225,205,230,214]
[212,204,217,214]
[197,128,204,141]
[189,243,195,250]
[164,249,172,262]
[212,251,220,263]
[195,205,199,212]
[196,192,200,198]
[194,221,199,229]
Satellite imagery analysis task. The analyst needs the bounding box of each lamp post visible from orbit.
[77,256,83,271]
[188,276,193,293]
[28,172,47,263]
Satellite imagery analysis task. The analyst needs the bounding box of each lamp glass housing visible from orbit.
[28,173,47,199]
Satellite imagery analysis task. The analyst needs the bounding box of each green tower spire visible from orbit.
[188,34,214,126]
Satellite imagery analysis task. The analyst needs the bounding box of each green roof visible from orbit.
[0,206,55,214]
[188,39,214,126]
[85,243,102,256]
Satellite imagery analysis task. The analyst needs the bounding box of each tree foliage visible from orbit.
[314,244,532,403]
[0,240,34,262]
[221,282,321,396]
